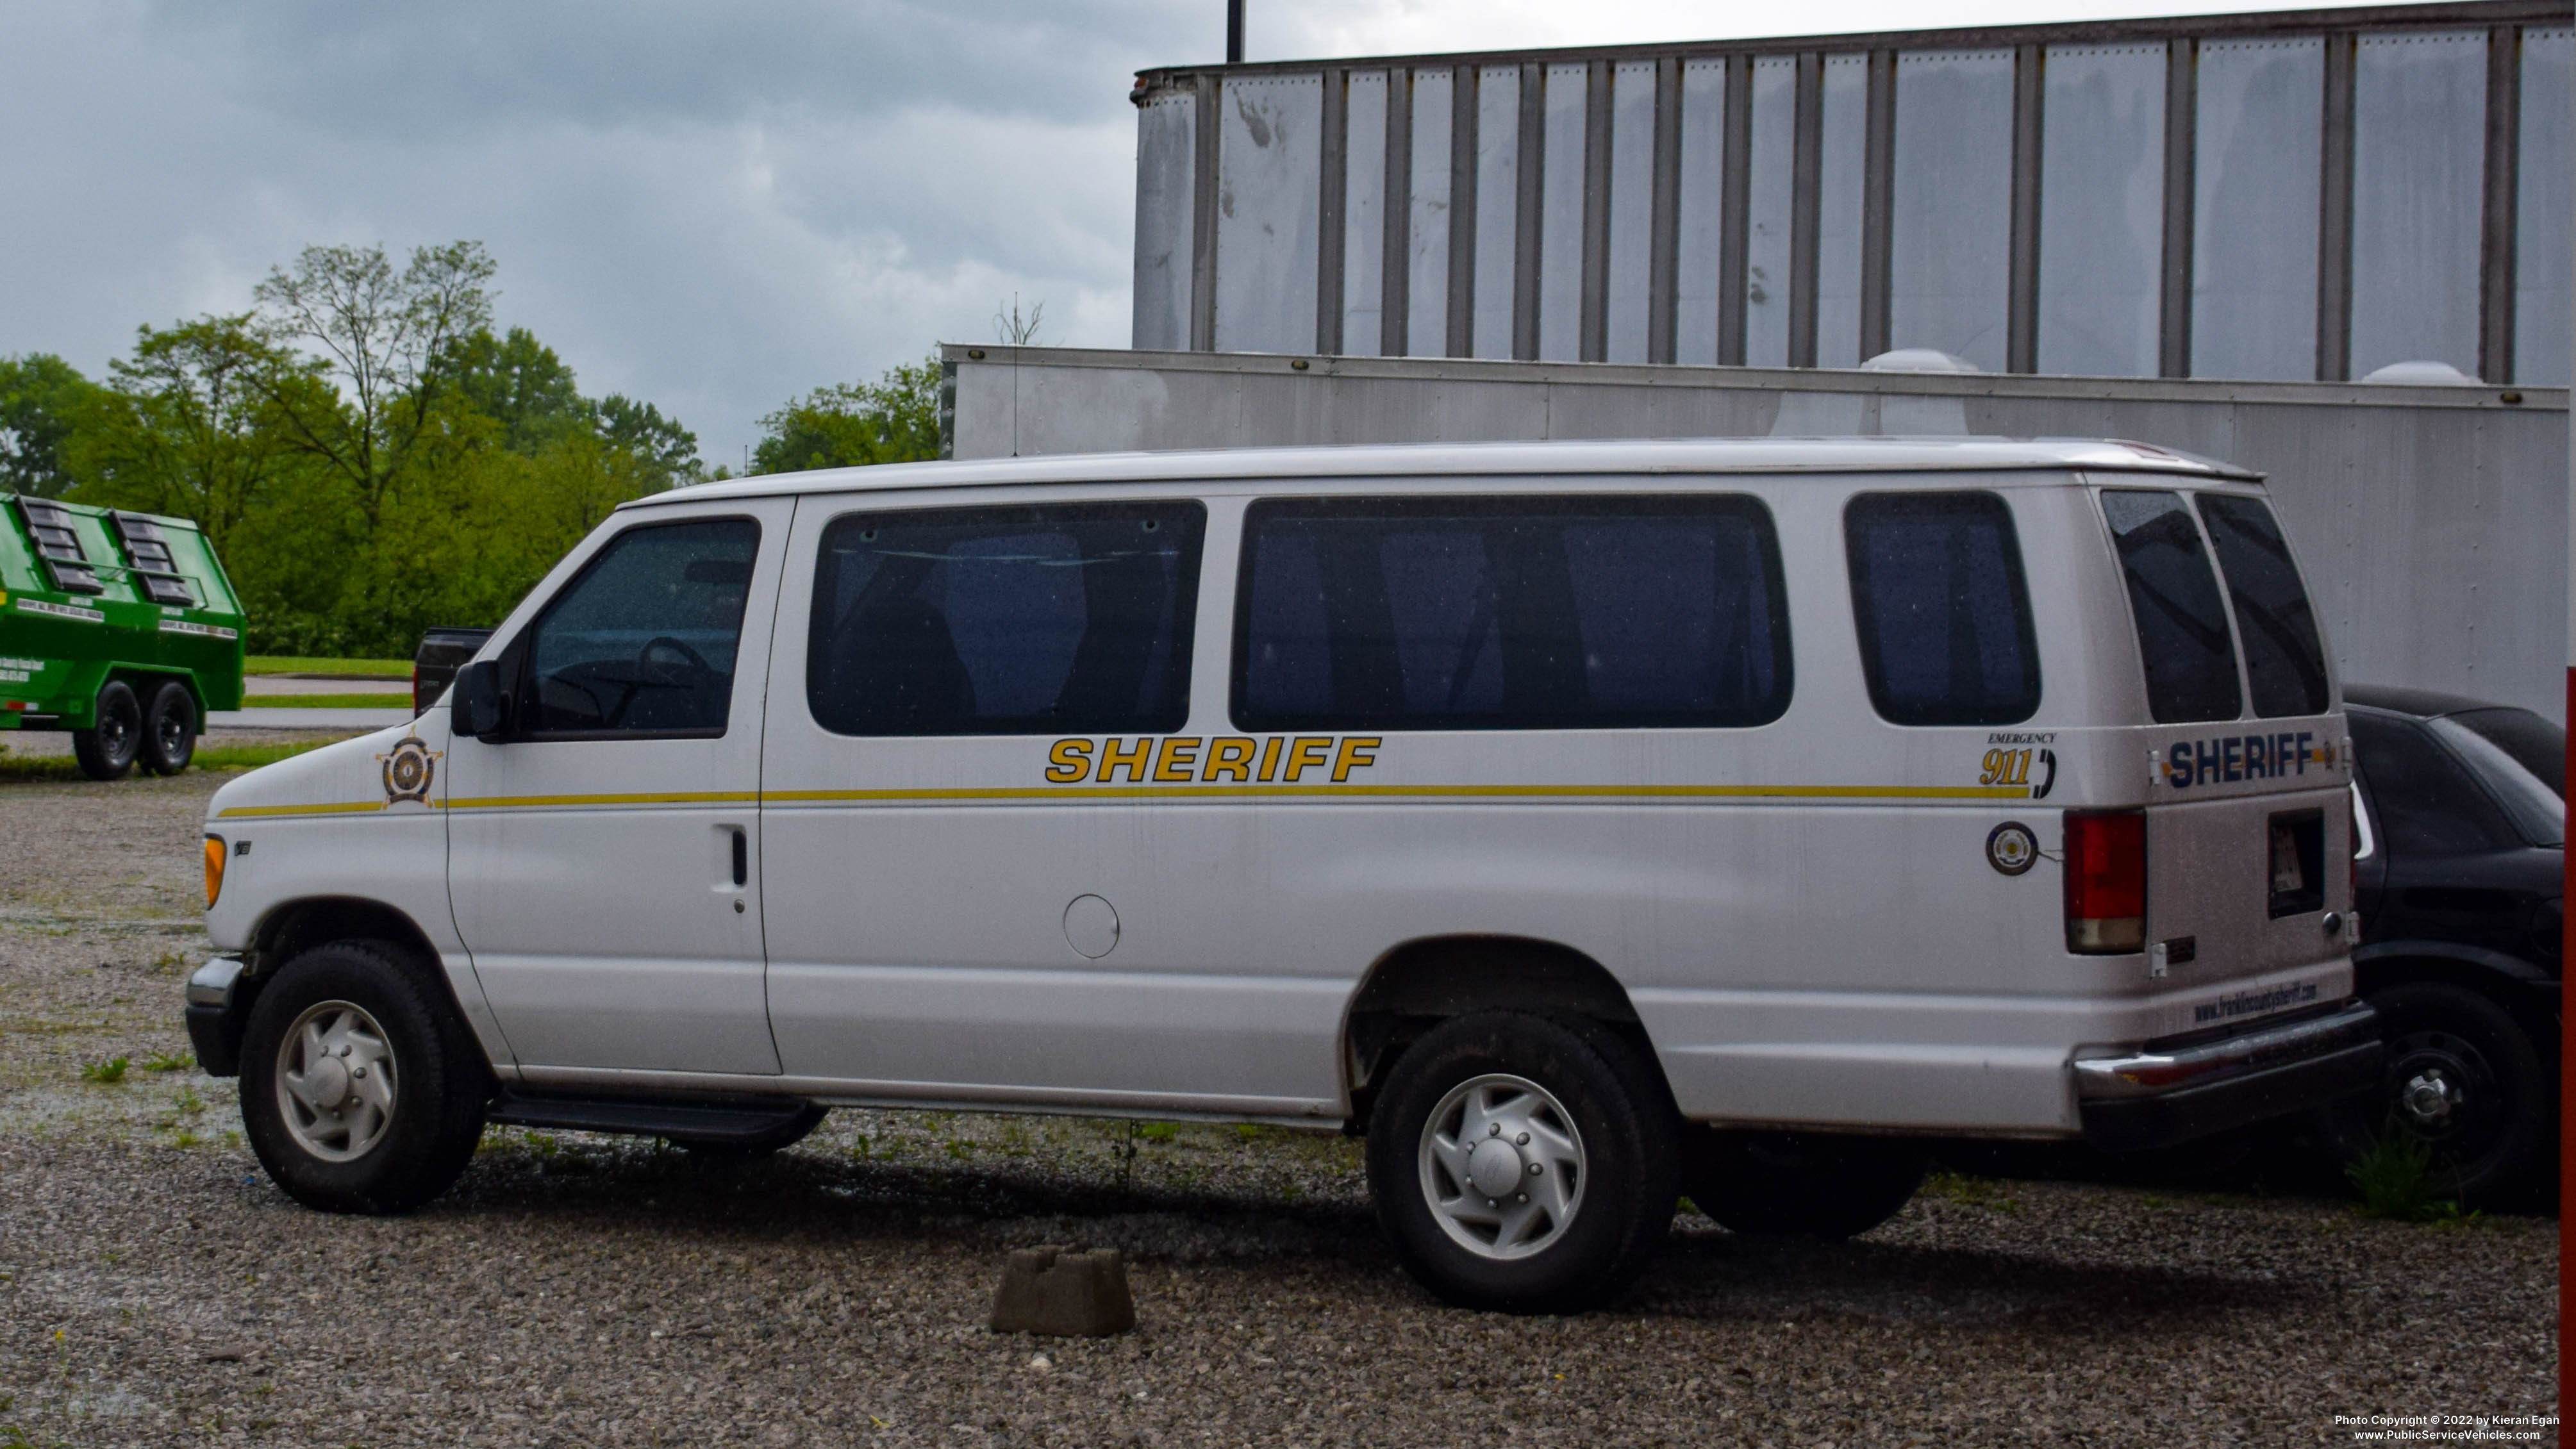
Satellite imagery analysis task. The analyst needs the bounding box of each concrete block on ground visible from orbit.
[990,1245,1135,1337]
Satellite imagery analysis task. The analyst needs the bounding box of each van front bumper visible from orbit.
[184,957,247,1077]
[2073,1000,2381,1152]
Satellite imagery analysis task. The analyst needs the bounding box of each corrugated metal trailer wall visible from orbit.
[943,345,2570,720]
[1130,2,2573,388]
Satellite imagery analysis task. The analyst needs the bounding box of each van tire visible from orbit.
[72,679,142,781]
[141,681,197,775]
[238,940,491,1214]
[1681,1128,1927,1240]
[1366,1011,1678,1314]
[2322,979,2552,1208]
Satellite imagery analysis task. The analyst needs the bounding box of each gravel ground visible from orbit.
[0,768,2559,1447]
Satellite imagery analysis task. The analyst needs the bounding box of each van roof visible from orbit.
[632,436,2262,511]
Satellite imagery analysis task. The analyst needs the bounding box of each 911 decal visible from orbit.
[1979,734,2056,799]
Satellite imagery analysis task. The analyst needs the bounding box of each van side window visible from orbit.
[807,502,1202,736]
[524,518,760,737]
[1842,492,2041,726]
[2097,490,2241,723]
[1233,495,1790,731]
[2195,495,2331,717]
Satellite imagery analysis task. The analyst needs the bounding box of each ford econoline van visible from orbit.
[187,438,2379,1312]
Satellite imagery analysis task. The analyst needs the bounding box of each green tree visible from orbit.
[253,240,497,527]
[449,326,586,453]
[46,239,703,657]
[447,327,701,489]
[0,353,103,499]
[595,395,701,491]
[63,317,331,559]
[751,353,942,474]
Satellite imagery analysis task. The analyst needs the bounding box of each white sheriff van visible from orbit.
[187,438,2379,1312]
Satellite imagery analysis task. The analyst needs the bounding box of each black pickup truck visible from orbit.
[411,627,495,716]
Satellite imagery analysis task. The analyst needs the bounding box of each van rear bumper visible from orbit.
[2073,1000,2381,1152]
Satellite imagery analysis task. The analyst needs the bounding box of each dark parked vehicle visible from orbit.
[2328,684,2563,1205]
[411,627,494,716]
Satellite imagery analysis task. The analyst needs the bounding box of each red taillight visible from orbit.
[2065,810,2147,954]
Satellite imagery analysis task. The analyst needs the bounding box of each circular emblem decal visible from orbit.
[379,736,440,804]
[1986,821,2038,876]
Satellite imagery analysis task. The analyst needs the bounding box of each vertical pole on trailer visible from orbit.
[1226,0,1243,66]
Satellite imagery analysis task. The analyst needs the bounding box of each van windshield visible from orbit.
[2099,490,2240,724]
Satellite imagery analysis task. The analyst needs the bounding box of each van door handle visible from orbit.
[730,828,748,888]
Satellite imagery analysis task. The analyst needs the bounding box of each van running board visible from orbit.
[487,1089,817,1143]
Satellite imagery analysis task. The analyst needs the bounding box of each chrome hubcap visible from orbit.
[2399,1068,2463,1129]
[1418,1073,1586,1261]
[275,1000,397,1161]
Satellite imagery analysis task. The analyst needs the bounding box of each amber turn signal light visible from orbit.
[203,836,226,909]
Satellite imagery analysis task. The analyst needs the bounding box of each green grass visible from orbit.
[79,1056,129,1085]
[243,693,412,709]
[1919,1170,2023,1216]
[0,735,344,784]
[2345,1130,2479,1225]
[245,655,410,678]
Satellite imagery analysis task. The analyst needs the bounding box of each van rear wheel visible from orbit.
[141,681,197,775]
[1367,1012,1678,1314]
[72,679,142,781]
[1682,1127,1927,1240]
[238,941,491,1214]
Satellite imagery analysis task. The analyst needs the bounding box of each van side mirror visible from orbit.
[452,659,508,741]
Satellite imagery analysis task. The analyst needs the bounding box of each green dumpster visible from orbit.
[0,494,246,779]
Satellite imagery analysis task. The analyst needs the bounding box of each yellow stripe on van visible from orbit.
[213,800,396,819]
[221,782,2029,818]
[761,782,2033,804]
[443,790,758,811]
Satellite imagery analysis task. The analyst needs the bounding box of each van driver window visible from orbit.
[806,502,1204,736]
[523,518,759,736]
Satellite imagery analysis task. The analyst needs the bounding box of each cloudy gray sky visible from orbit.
[1,0,2390,468]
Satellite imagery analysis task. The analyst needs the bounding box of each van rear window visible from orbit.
[1842,492,2041,726]
[2196,495,2331,717]
[806,502,1202,736]
[2098,490,2241,724]
[1233,495,1790,731]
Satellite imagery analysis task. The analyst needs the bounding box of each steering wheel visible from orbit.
[595,636,714,728]
[637,634,712,682]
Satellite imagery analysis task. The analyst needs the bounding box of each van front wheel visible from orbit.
[1367,1012,1678,1314]
[238,941,491,1214]
[72,679,142,781]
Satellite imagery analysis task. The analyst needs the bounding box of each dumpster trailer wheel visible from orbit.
[142,680,197,775]
[72,679,143,781]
